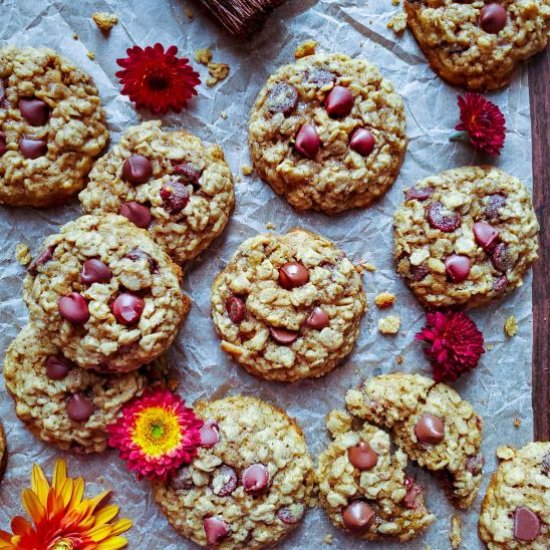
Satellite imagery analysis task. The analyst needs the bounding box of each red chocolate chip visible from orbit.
[0,131,6,156]
[19,137,47,159]
[276,504,305,524]
[466,453,485,475]
[414,414,445,444]
[242,464,269,495]
[306,306,329,330]
[111,293,145,325]
[119,201,152,229]
[480,3,508,34]
[203,517,229,546]
[200,420,220,447]
[170,466,194,490]
[348,441,378,471]
[278,261,309,289]
[226,296,246,324]
[403,477,423,509]
[80,259,112,285]
[485,194,506,220]
[410,264,429,282]
[269,326,299,345]
[121,155,152,185]
[45,355,73,380]
[27,245,55,274]
[58,292,90,325]
[473,221,499,251]
[173,162,201,185]
[325,86,354,117]
[427,202,461,232]
[66,393,95,423]
[266,82,299,116]
[491,242,514,272]
[513,507,540,542]
[349,128,375,156]
[445,254,471,283]
[125,248,158,273]
[211,465,238,496]
[405,186,434,201]
[342,501,375,532]
[295,124,320,159]
[19,98,51,126]
[493,275,509,292]
[160,181,189,213]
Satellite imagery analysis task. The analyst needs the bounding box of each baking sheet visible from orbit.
[0,0,536,548]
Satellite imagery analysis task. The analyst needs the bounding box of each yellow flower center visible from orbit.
[50,541,74,550]
[131,406,182,457]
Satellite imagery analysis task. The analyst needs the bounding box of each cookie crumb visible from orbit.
[15,243,31,266]
[450,514,462,549]
[295,40,318,59]
[504,315,517,337]
[395,354,404,365]
[236,175,242,183]
[72,33,79,40]
[356,261,376,274]
[496,445,515,461]
[378,315,401,335]
[86,51,96,61]
[513,417,521,428]
[241,164,254,176]
[220,111,228,120]
[392,0,400,4]
[207,62,230,87]
[486,343,494,351]
[184,7,194,18]
[92,12,118,32]
[195,48,213,66]
[387,12,407,34]
[266,222,276,230]
[374,292,396,309]
[323,533,334,544]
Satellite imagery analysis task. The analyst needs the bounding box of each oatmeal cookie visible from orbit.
[0,421,6,484]
[346,373,484,509]
[211,229,367,382]
[23,214,189,372]
[0,46,108,207]
[317,410,435,541]
[153,395,315,549]
[248,53,406,214]
[4,324,150,453]
[405,0,550,91]
[79,120,234,264]
[479,442,550,548]
[394,166,539,309]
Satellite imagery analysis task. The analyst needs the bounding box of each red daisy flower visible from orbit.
[107,389,203,480]
[116,43,200,113]
[416,311,484,383]
[453,93,506,156]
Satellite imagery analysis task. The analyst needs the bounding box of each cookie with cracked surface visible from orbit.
[346,373,484,509]
[79,120,234,264]
[405,0,550,91]
[4,324,152,453]
[0,421,6,484]
[394,166,539,309]
[152,395,315,549]
[248,53,406,214]
[479,442,550,549]
[0,45,109,207]
[23,214,189,372]
[211,229,367,382]
[317,409,435,541]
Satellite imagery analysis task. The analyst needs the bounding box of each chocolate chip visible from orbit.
[58,292,90,325]
[445,254,471,283]
[111,293,145,325]
[173,162,201,186]
[226,296,246,324]
[0,131,6,156]
[403,477,423,509]
[66,393,95,423]
[19,98,51,126]
[493,275,509,292]
[276,504,305,525]
[278,261,309,289]
[80,259,112,285]
[427,202,461,232]
[485,193,506,220]
[542,453,550,474]
[121,155,152,185]
[19,137,47,159]
[473,221,499,251]
[325,86,354,118]
[409,264,429,282]
[305,306,329,330]
[342,501,375,532]
[203,517,229,546]
[266,83,298,116]
[305,69,335,87]
[269,326,299,345]
[405,186,434,201]
[414,414,445,444]
[125,248,158,273]
[348,441,378,471]
[27,245,55,275]
[242,463,269,495]
[295,124,320,159]
[466,453,485,475]
[513,507,540,542]
[491,242,514,272]
[211,465,238,496]
[199,420,220,447]
[349,128,375,157]
[480,3,508,34]
[160,181,189,213]
[119,201,152,229]
[170,466,194,490]
[45,355,73,380]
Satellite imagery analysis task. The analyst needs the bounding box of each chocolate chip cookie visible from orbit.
[0,421,6,484]
[405,0,550,90]
[23,214,189,372]
[153,395,315,549]
[394,166,539,309]
[0,45,109,207]
[211,229,367,382]
[346,373,484,509]
[79,120,234,264]
[317,410,435,541]
[248,53,406,214]
[479,442,550,549]
[4,324,150,453]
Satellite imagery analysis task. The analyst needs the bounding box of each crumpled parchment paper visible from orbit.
[0,0,536,548]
